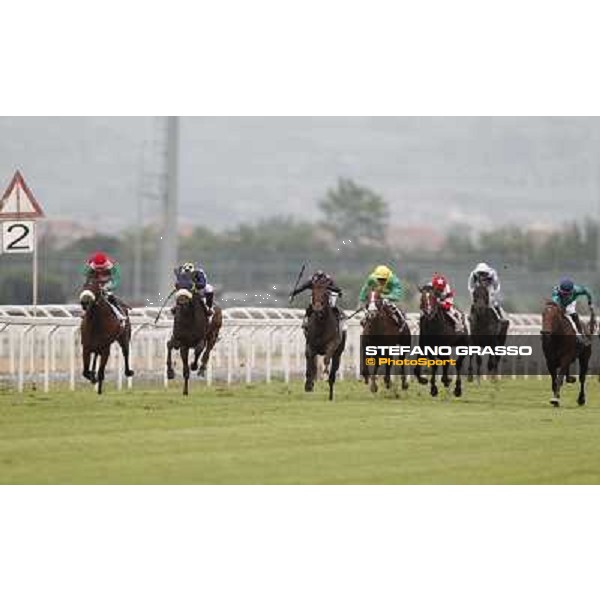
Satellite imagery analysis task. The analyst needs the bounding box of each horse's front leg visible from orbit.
[441,362,452,388]
[118,331,135,378]
[467,355,474,382]
[400,363,409,390]
[82,347,95,383]
[370,358,380,394]
[166,338,175,380]
[96,348,110,395]
[430,363,439,397]
[454,356,464,398]
[190,340,205,372]
[328,350,343,401]
[305,345,317,392]
[577,353,590,406]
[181,346,190,396]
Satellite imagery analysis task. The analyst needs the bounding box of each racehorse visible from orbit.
[79,280,134,394]
[414,285,469,398]
[166,276,222,395]
[361,289,411,394]
[303,280,346,401]
[541,300,594,407]
[467,282,509,381]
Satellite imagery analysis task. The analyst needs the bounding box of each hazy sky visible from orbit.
[0,116,598,231]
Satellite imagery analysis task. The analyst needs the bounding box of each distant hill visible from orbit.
[0,117,598,232]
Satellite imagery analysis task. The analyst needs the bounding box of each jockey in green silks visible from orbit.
[358,264,405,326]
[551,278,594,342]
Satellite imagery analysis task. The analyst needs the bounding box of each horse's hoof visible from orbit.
[442,379,452,388]
[578,397,586,406]
[417,377,428,386]
[467,374,474,383]
[550,400,560,408]
[566,376,576,384]
[304,382,314,392]
[370,382,378,394]
[454,387,462,398]
[197,368,206,379]
[190,364,198,372]
[125,369,134,377]
[431,386,438,397]
[402,381,409,391]
[167,369,175,380]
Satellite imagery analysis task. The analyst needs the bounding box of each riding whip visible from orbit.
[288,263,306,303]
[154,289,176,324]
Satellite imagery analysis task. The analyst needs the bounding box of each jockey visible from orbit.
[431,273,465,332]
[551,278,594,341]
[290,270,344,329]
[83,252,126,319]
[174,262,215,319]
[468,262,506,321]
[358,265,405,326]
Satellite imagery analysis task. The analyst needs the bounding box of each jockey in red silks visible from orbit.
[83,252,127,319]
[431,273,466,332]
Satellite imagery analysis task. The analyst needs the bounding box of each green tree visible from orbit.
[319,178,390,244]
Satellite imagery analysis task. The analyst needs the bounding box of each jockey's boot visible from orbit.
[332,306,347,334]
[447,309,465,333]
[107,293,125,321]
[571,313,590,346]
[392,305,406,330]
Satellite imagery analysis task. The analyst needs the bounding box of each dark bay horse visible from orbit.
[414,285,469,398]
[541,301,593,407]
[361,289,411,394]
[79,280,134,395]
[467,282,509,381]
[304,280,346,400]
[166,285,222,395]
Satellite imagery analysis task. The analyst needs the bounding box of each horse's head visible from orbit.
[366,289,382,317]
[472,282,490,310]
[79,280,103,312]
[419,284,437,319]
[541,300,565,335]
[174,272,195,306]
[311,281,330,316]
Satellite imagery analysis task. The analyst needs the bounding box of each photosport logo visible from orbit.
[360,335,600,375]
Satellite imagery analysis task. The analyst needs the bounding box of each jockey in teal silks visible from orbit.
[551,278,594,342]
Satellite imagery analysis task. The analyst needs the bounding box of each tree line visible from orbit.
[0,178,598,312]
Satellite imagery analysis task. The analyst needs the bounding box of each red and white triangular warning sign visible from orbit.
[0,170,45,219]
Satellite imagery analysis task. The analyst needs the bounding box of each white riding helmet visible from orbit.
[182,262,195,273]
[475,262,491,274]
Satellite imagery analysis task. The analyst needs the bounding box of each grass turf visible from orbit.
[0,377,598,484]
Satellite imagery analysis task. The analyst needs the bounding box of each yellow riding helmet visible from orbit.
[373,265,392,280]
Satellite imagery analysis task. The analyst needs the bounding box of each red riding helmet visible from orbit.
[88,252,114,270]
[432,274,447,292]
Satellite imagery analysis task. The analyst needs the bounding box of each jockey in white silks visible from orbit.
[467,262,506,321]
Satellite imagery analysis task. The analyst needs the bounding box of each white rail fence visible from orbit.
[0,305,544,392]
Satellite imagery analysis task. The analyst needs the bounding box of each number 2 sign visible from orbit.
[1,220,35,254]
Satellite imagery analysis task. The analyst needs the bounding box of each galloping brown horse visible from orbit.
[541,301,593,407]
[303,280,346,401]
[166,283,222,395]
[361,289,411,394]
[414,285,468,398]
[80,280,134,394]
[467,282,509,381]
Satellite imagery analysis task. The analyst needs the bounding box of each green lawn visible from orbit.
[0,377,599,484]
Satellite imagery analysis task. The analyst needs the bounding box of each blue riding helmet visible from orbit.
[559,278,574,296]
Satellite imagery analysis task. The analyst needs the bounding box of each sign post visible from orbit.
[0,171,46,315]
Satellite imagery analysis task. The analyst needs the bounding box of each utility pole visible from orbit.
[157,116,180,299]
